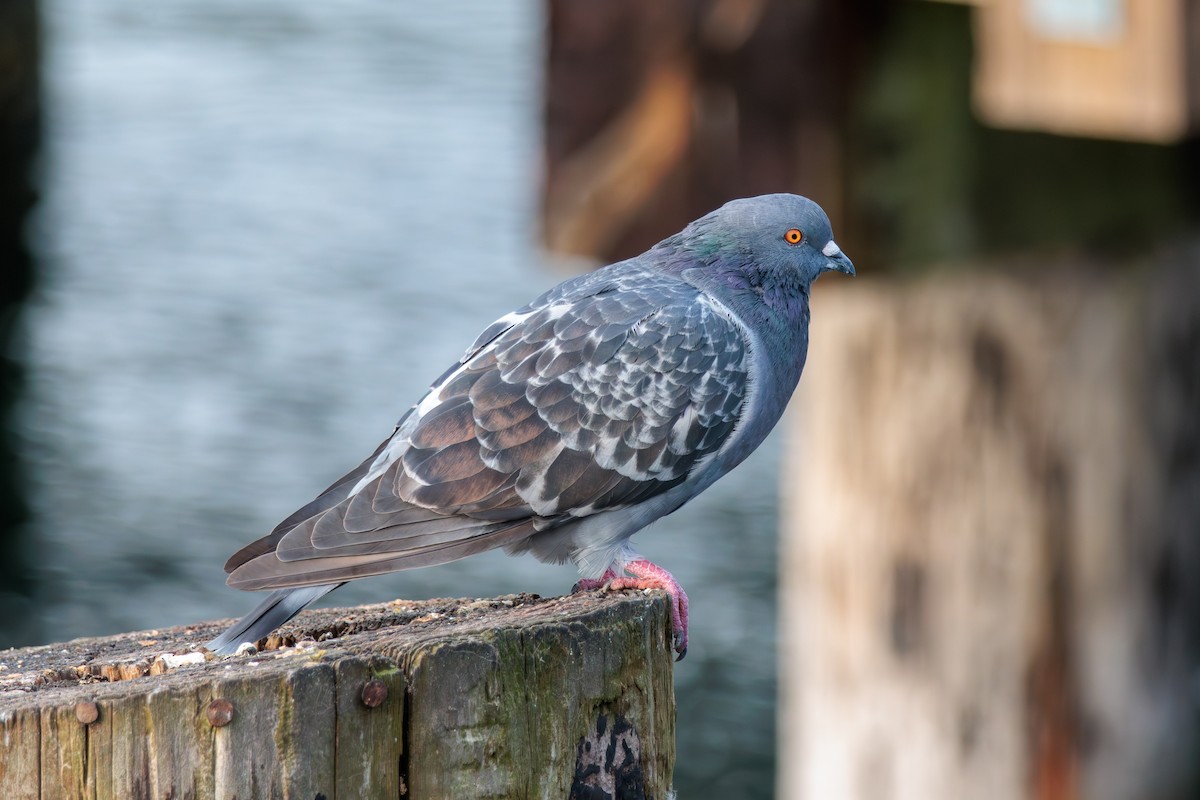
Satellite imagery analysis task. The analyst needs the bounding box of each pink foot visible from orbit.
[606,560,690,661]
[572,568,618,593]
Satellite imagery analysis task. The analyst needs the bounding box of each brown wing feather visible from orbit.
[228,521,537,590]
[222,433,395,573]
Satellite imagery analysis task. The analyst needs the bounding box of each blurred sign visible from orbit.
[1024,0,1123,42]
[974,0,1197,142]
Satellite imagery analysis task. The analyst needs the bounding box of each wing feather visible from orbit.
[230,521,537,589]
[226,270,751,590]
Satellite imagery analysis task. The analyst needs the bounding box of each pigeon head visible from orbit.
[690,193,853,280]
[654,193,854,317]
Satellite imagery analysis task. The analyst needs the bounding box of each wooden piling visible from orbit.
[779,265,1200,799]
[0,591,676,799]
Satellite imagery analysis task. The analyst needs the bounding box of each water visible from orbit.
[25,2,780,795]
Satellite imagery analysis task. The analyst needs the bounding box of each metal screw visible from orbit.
[74,701,99,725]
[206,698,234,728]
[361,679,388,708]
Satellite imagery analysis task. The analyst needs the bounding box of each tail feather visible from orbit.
[206,584,341,655]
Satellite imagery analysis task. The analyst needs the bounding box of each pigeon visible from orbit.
[208,193,854,659]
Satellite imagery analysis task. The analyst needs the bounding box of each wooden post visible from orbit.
[779,266,1200,799]
[0,592,676,799]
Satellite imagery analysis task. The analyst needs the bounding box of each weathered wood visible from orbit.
[401,600,673,799]
[41,704,85,800]
[779,266,1200,799]
[146,682,214,798]
[334,657,404,799]
[0,592,676,799]
[0,706,39,799]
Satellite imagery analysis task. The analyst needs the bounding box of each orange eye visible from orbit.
[784,228,804,245]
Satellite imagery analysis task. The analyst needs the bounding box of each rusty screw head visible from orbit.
[361,679,388,708]
[206,698,234,728]
[74,700,99,725]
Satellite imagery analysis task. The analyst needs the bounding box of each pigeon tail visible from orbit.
[206,584,340,655]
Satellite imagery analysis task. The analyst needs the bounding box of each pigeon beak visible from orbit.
[822,240,855,276]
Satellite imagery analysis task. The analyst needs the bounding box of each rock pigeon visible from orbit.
[208,193,854,659]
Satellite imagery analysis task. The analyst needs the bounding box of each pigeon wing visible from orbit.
[226,275,749,590]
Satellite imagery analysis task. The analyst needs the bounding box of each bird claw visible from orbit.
[602,559,689,661]
[572,562,689,659]
[672,630,687,662]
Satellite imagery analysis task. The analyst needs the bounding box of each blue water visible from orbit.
[25,2,780,795]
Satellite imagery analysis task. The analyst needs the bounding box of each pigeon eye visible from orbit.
[784,229,804,245]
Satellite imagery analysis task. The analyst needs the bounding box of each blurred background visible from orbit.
[1,0,1198,798]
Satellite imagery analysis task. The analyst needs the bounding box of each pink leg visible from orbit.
[607,559,690,661]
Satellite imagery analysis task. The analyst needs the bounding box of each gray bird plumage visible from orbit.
[209,193,853,656]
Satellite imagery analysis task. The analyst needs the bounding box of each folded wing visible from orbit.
[226,274,750,591]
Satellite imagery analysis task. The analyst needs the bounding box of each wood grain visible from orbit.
[779,269,1200,800]
[0,592,676,799]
